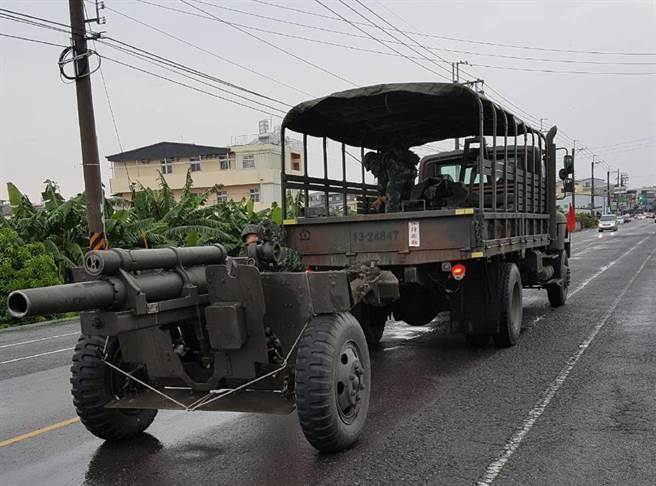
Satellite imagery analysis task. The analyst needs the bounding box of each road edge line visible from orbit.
[477,241,656,486]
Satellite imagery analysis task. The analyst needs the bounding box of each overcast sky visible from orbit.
[1,0,655,201]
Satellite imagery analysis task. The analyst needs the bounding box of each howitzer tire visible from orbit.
[71,335,157,441]
[493,263,523,348]
[295,313,371,452]
[351,304,388,346]
[547,251,570,307]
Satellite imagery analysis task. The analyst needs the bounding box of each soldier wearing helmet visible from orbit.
[363,148,418,213]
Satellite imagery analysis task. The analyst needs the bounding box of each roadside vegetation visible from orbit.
[0,170,302,327]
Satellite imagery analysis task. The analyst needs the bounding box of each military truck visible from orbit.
[7,83,570,452]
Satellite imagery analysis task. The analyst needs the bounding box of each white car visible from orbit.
[598,214,618,232]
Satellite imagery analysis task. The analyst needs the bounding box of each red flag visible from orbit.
[567,203,576,232]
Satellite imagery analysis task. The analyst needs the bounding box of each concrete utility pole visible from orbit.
[607,170,611,212]
[68,0,106,250]
[591,156,597,217]
[571,140,576,213]
[452,60,468,150]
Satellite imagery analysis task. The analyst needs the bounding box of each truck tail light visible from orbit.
[451,263,466,281]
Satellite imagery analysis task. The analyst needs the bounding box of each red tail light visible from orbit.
[451,263,466,281]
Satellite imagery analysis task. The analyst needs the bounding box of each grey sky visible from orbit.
[1,0,655,201]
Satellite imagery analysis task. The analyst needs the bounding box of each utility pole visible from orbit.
[590,155,603,218]
[607,170,611,212]
[571,140,576,214]
[452,60,468,150]
[591,156,596,217]
[68,0,106,251]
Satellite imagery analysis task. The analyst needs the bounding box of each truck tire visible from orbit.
[493,263,523,348]
[295,313,371,452]
[71,335,157,441]
[351,303,388,346]
[547,251,570,307]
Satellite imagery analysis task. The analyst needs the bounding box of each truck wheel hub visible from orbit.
[336,342,364,423]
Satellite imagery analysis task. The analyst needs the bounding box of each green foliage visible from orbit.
[2,171,284,277]
[0,228,62,326]
[575,213,597,229]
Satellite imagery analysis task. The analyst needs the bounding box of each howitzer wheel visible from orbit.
[295,313,371,452]
[71,335,157,441]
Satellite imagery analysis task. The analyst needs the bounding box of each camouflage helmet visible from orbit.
[240,223,259,242]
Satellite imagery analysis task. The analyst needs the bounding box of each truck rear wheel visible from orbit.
[295,313,371,452]
[71,335,157,441]
[493,263,523,348]
[547,251,570,307]
[351,303,388,346]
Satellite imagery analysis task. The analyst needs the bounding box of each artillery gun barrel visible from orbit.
[84,244,227,276]
[7,266,208,318]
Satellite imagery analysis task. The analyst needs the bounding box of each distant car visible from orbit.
[598,214,618,232]
[623,214,631,223]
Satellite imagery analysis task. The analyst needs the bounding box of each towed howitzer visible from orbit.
[7,244,227,320]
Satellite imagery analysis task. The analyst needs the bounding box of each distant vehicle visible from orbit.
[637,214,646,220]
[623,214,631,223]
[599,214,618,232]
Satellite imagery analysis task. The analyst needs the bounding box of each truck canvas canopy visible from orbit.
[282,82,540,150]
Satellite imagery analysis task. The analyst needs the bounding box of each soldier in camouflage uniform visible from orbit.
[363,148,419,213]
[239,223,260,258]
[239,219,304,271]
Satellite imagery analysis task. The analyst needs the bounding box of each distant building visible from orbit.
[307,191,359,216]
[0,199,11,218]
[576,177,607,194]
[107,122,304,211]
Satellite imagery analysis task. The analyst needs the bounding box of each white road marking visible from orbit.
[0,332,79,349]
[477,243,656,486]
[0,347,75,365]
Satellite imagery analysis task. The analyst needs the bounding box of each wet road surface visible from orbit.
[1,221,655,485]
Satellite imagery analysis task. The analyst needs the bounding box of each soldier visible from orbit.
[240,223,259,258]
[363,148,419,213]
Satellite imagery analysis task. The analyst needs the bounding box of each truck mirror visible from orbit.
[563,154,573,173]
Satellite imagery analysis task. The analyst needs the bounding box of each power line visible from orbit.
[247,0,656,57]
[347,0,453,77]
[97,39,288,114]
[101,54,284,118]
[104,3,315,97]
[589,136,656,151]
[100,36,292,107]
[0,32,67,48]
[189,0,656,67]
[178,0,358,87]
[313,0,450,81]
[468,62,656,76]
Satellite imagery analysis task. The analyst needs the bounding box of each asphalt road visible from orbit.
[1,220,655,486]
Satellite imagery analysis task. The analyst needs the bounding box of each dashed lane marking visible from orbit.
[0,332,79,349]
[477,242,656,485]
[0,417,80,448]
[0,347,75,365]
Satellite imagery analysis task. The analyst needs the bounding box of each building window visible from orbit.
[219,158,230,170]
[217,191,228,203]
[291,152,301,171]
[190,157,201,172]
[249,187,260,202]
[242,154,255,169]
[161,158,173,175]
[139,159,150,165]
[201,154,218,160]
